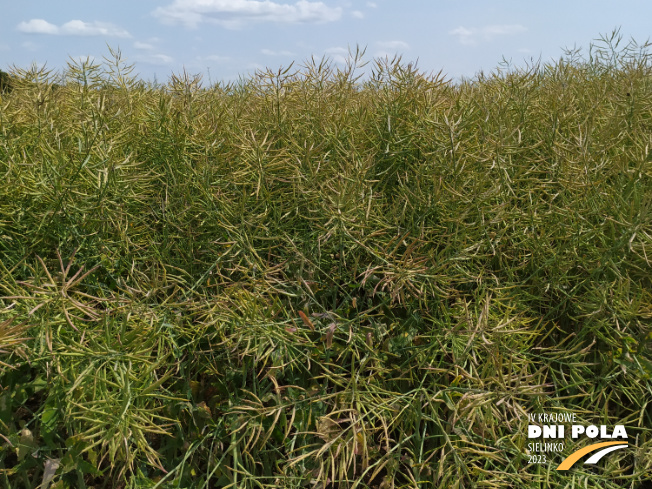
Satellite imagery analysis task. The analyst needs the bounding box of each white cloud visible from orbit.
[17,18,131,38]
[449,24,526,46]
[135,53,174,65]
[376,40,409,51]
[366,1,377,7]
[153,0,342,29]
[261,48,295,56]
[449,26,473,43]
[21,41,39,51]
[324,46,348,65]
[325,47,347,54]
[134,42,155,50]
[352,10,364,19]
[17,19,59,35]
[61,20,130,37]
[246,62,266,71]
[203,54,231,62]
[483,25,527,36]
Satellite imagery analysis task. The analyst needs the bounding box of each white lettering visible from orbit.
[572,425,585,438]
[542,425,556,438]
[586,425,599,438]
[541,425,564,438]
[612,425,628,439]
[528,425,542,438]
[528,442,564,452]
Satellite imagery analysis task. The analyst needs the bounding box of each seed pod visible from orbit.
[298,310,314,331]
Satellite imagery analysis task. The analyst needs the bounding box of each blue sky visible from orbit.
[2,1,651,84]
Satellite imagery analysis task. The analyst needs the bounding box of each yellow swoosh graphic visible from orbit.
[556,441,628,470]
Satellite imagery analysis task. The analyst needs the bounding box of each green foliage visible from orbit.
[0,35,651,488]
